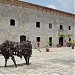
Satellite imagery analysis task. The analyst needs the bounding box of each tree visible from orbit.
[58,33,65,38]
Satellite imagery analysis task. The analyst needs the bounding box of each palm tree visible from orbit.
[58,33,65,38]
[65,34,72,39]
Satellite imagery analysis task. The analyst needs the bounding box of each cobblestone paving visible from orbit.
[0,47,74,75]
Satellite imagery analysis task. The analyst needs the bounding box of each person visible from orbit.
[37,42,40,49]
[26,40,32,57]
[72,43,74,49]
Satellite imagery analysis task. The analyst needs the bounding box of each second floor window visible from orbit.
[36,22,40,28]
[49,23,52,29]
[69,26,71,30]
[10,19,15,26]
[60,25,63,29]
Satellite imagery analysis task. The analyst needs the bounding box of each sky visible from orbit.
[20,0,75,14]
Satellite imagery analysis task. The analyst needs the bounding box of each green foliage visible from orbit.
[66,34,72,38]
[58,33,65,38]
[47,41,55,46]
[58,33,72,38]
[47,41,52,45]
[46,41,52,47]
[71,39,75,44]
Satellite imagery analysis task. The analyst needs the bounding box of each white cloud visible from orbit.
[47,5,57,9]
[57,0,74,13]
[19,0,25,1]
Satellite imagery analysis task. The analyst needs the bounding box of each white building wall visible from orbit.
[0,2,74,48]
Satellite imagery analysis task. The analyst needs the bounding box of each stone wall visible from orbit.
[0,1,75,48]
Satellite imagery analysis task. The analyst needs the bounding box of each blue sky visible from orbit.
[20,0,74,14]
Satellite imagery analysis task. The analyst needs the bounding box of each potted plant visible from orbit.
[71,39,75,49]
[46,44,49,52]
[72,44,74,49]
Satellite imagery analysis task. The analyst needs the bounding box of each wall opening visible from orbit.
[59,37,63,46]
[49,37,52,46]
[20,35,26,43]
[10,19,15,26]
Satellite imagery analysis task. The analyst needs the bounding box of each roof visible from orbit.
[0,0,74,17]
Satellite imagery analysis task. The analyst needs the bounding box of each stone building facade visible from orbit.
[0,0,75,48]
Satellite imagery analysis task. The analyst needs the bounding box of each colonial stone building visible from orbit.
[0,0,75,48]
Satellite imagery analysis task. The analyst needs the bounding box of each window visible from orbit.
[36,22,40,28]
[69,26,71,30]
[20,35,26,43]
[10,19,15,26]
[69,38,71,41]
[36,37,40,42]
[49,23,52,29]
[60,25,63,29]
[49,37,52,46]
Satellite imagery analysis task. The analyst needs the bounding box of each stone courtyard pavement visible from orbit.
[0,47,74,75]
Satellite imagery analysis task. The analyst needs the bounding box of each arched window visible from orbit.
[10,19,15,26]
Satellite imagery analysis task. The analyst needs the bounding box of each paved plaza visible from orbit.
[0,47,74,75]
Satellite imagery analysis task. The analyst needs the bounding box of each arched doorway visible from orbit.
[20,35,26,43]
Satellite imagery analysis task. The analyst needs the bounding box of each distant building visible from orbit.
[0,0,75,48]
